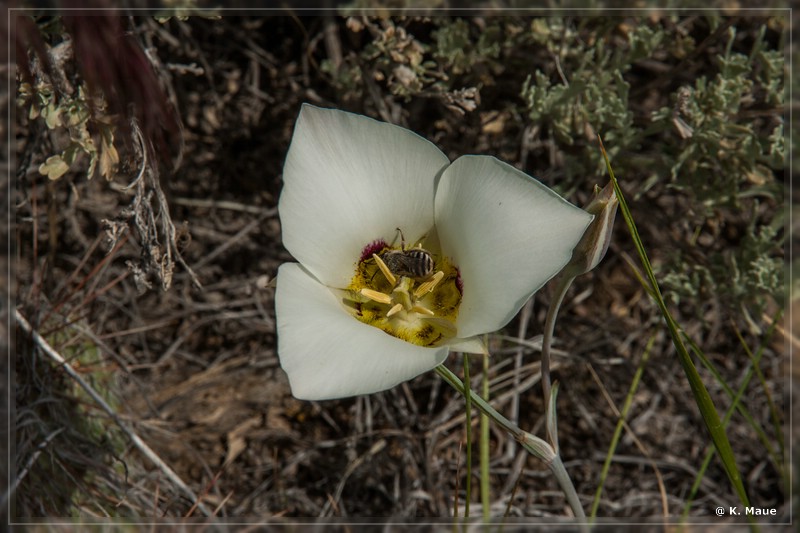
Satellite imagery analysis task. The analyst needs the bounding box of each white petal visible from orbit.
[279,105,449,289]
[435,156,593,338]
[275,263,449,400]
[445,336,488,355]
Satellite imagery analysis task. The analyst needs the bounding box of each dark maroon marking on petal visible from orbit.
[455,267,463,294]
[360,239,389,262]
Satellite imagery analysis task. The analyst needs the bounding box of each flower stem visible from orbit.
[480,349,490,521]
[541,272,575,448]
[434,364,585,520]
[463,355,472,518]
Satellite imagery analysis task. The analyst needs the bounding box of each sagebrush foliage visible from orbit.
[18,14,785,326]
[318,14,786,326]
[18,81,119,181]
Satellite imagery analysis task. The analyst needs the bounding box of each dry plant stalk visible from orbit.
[103,119,201,294]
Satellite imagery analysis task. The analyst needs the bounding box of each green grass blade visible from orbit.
[734,314,786,465]
[434,364,585,519]
[684,318,785,480]
[625,247,785,484]
[681,311,786,516]
[598,137,751,511]
[463,355,472,518]
[590,334,654,519]
[480,351,490,521]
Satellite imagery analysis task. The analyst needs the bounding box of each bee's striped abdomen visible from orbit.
[382,248,435,279]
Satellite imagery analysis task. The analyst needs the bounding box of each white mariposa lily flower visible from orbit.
[276,104,593,400]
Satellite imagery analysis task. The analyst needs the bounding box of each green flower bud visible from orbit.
[567,181,619,276]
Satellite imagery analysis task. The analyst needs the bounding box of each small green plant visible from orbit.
[651,27,784,210]
[515,17,784,326]
[651,25,785,325]
[18,82,119,181]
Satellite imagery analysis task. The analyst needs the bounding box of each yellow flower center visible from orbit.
[344,240,462,346]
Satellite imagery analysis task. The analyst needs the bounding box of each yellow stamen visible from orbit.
[346,245,461,347]
[386,303,403,317]
[360,288,392,304]
[414,270,444,298]
[372,253,396,286]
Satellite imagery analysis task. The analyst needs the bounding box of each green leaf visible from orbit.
[41,101,62,129]
[39,155,70,180]
[599,138,753,516]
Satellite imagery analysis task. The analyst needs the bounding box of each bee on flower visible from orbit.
[275,105,593,400]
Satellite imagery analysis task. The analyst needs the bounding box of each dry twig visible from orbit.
[14,309,213,517]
